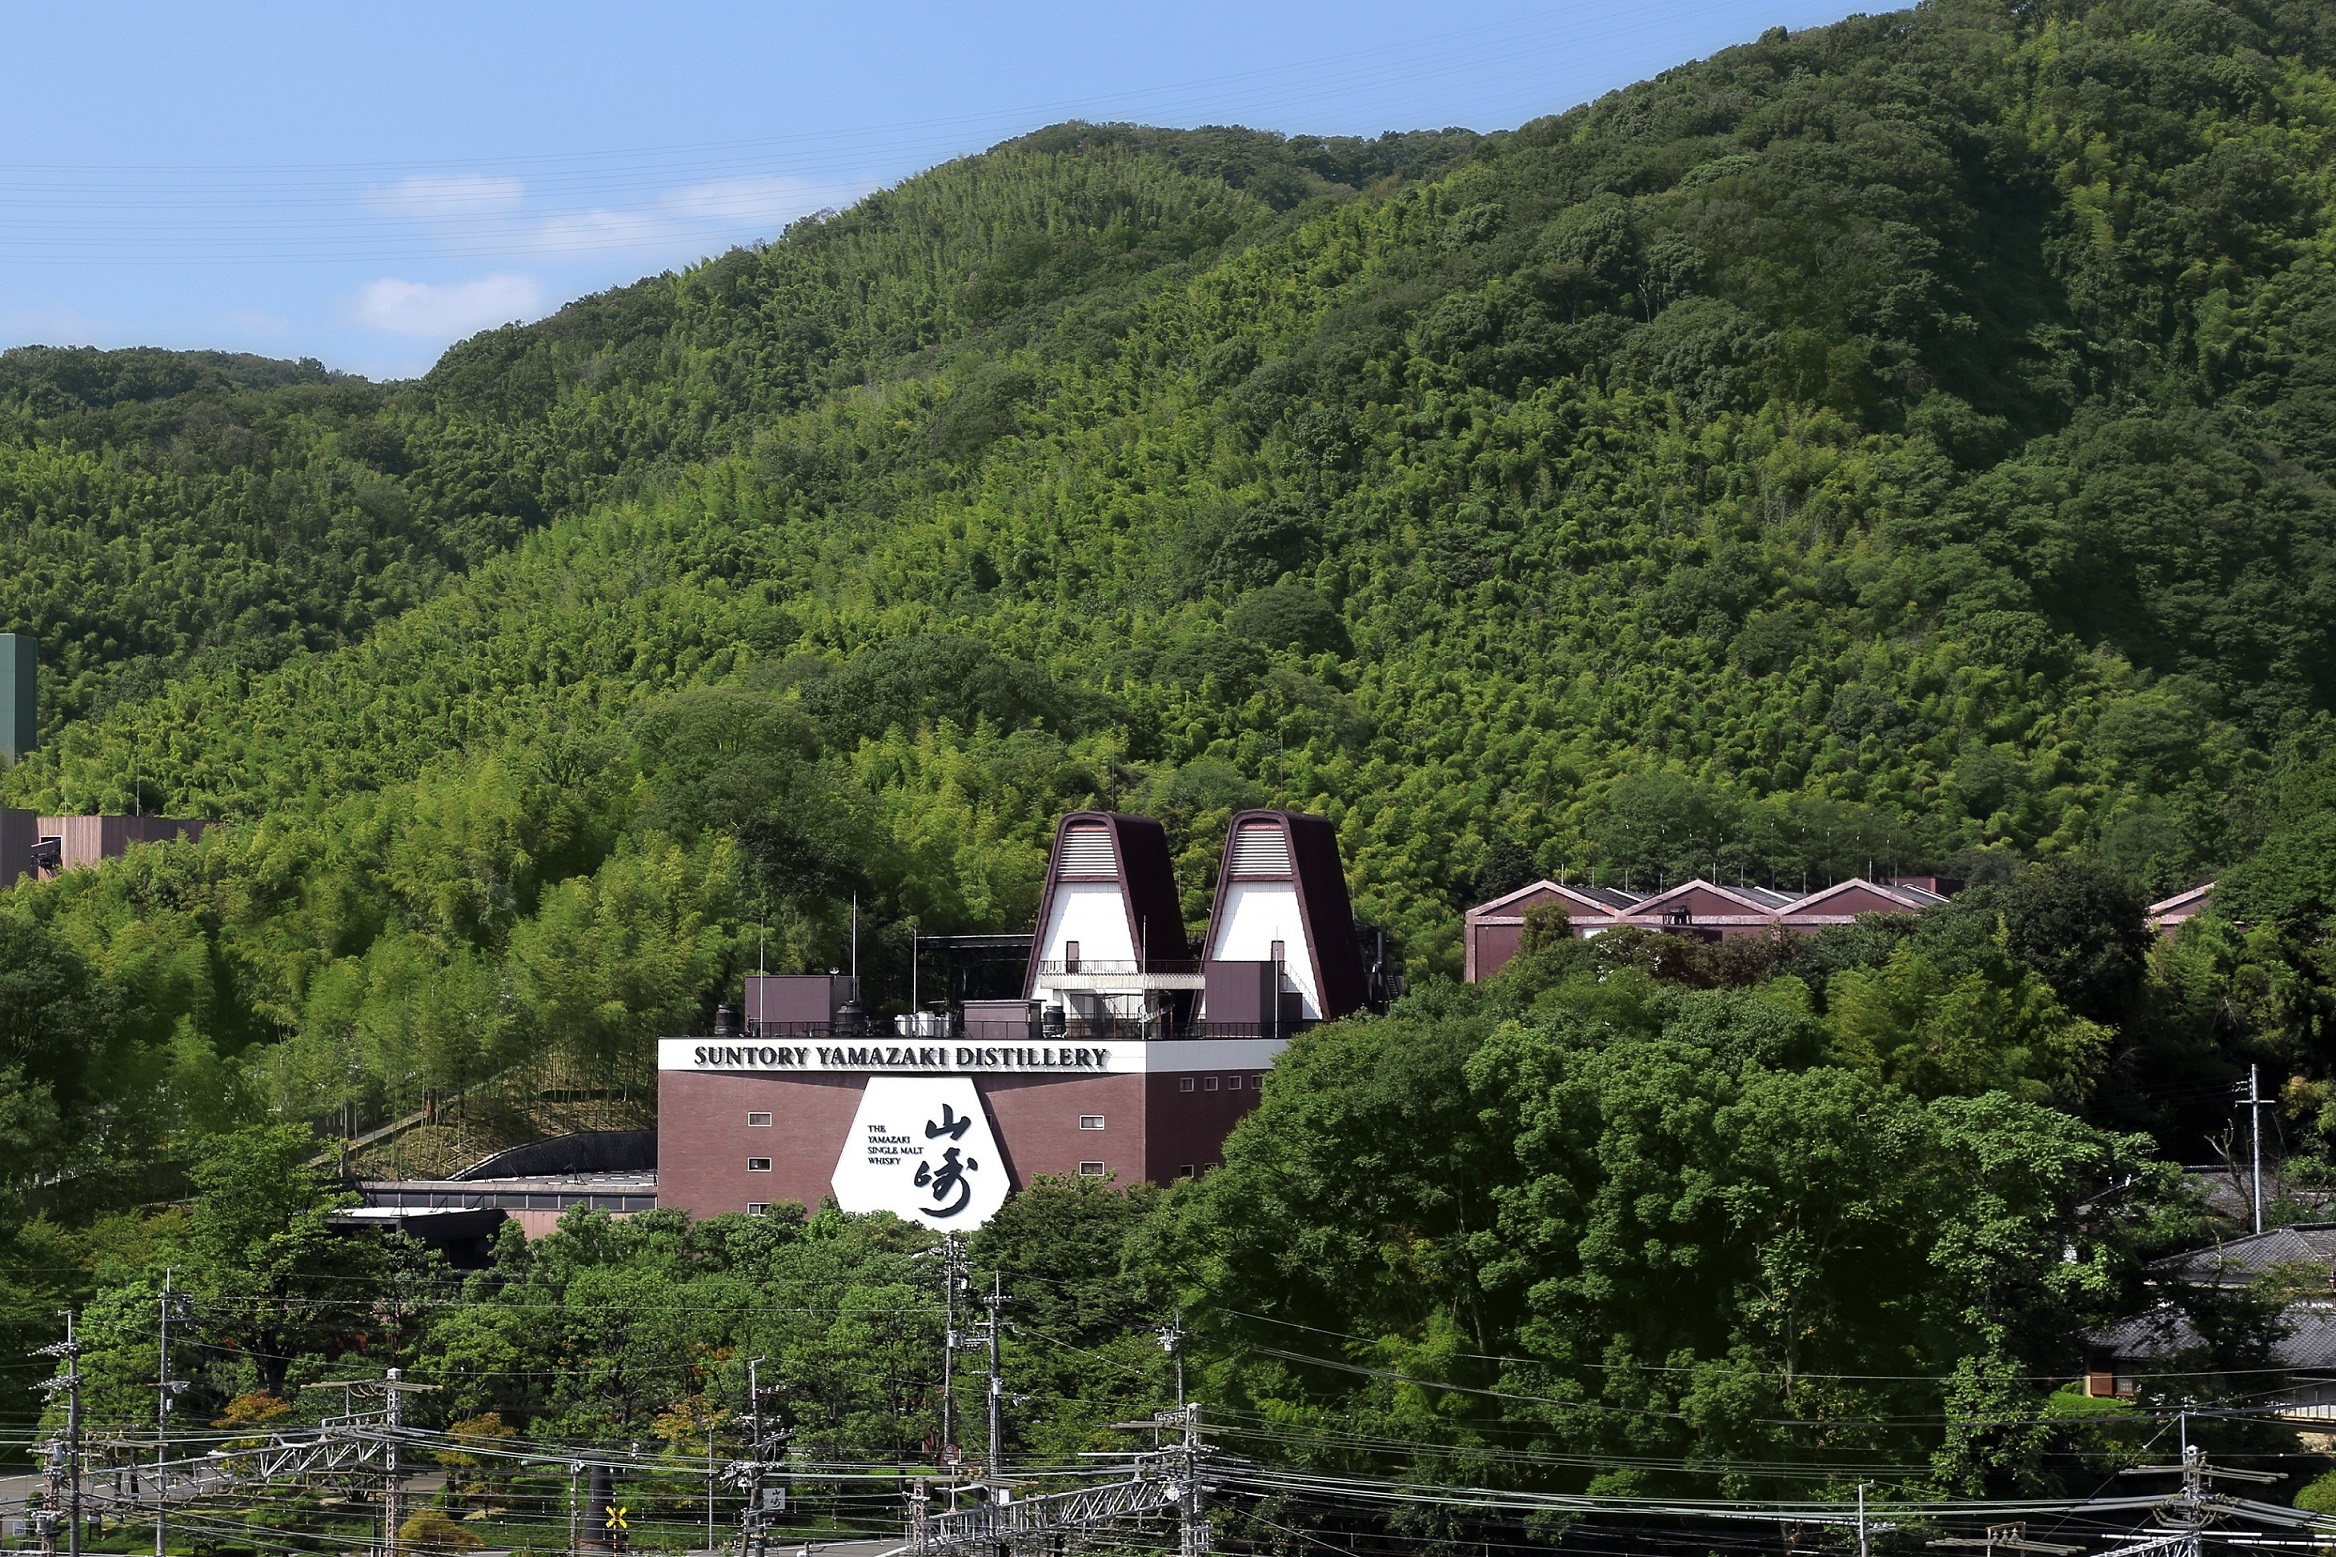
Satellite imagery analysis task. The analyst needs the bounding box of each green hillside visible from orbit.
[18,0,2336,1515]
[7,0,2336,1179]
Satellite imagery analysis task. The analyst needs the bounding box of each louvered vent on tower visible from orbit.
[1056,825,1118,878]
[1228,820,1291,876]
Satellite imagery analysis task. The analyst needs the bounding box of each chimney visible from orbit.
[0,635,32,764]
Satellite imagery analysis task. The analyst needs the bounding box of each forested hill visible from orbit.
[8,0,2336,1161]
[0,128,1476,730]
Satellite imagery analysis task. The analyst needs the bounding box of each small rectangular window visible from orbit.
[1177,1165,1196,1180]
[1078,1161,1106,1177]
[1079,1115,1106,1130]
[1064,939,1081,971]
[1226,1075,1242,1091]
[746,1202,769,1216]
[1179,1076,1196,1093]
[747,1112,773,1127]
[746,1157,772,1172]
[1205,1075,1221,1092]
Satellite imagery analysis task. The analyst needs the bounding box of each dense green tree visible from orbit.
[1155,978,2179,1499]
[183,1125,374,1398]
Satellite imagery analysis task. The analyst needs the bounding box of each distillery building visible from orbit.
[656,809,1371,1228]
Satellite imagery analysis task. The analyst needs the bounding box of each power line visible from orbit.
[0,0,1818,267]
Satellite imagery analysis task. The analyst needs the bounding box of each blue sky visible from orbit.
[1,1,1862,381]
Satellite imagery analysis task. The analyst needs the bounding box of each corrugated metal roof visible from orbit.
[2150,883,2216,918]
[1463,876,1953,923]
[1576,886,1647,909]
[1464,880,1651,918]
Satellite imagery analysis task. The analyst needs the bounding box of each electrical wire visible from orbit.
[0,0,1814,266]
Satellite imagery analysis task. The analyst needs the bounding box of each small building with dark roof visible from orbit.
[2149,882,2215,937]
[2085,1223,2336,1417]
[0,808,208,889]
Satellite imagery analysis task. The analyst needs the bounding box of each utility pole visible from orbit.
[68,1311,81,1557]
[378,1367,436,1557]
[37,1433,61,1557]
[155,1269,182,1557]
[1150,1312,1205,1557]
[568,1460,584,1557]
[385,1367,403,1557]
[1857,1481,1870,1557]
[1176,1404,1206,1557]
[2250,1063,2266,1234]
[733,1357,792,1557]
[984,1273,1004,1496]
[747,1357,765,1557]
[35,1312,85,1557]
[1159,1311,1187,1413]
[938,1236,967,1506]
[2119,1440,2283,1527]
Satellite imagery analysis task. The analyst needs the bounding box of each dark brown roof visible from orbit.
[1283,811,1365,1020]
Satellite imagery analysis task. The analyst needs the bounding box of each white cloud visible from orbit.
[521,175,856,258]
[350,273,545,339]
[366,174,528,221]
[366,169,860,262]
[666,175,839,224]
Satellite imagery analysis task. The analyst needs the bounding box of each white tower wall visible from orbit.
[1210,882,1320,1019]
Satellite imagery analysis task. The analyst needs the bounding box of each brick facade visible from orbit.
[657,1054,1276,1220]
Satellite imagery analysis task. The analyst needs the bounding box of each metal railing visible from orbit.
[1030,958,1203,976]
[743,1019,865,1040]
[735,1017,1315,1044]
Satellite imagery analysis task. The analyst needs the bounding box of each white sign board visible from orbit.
[679,1039,1115,1073]
[662,1037,1289,1074]
[830,1076,1011,1229]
